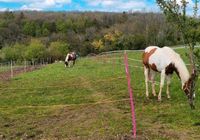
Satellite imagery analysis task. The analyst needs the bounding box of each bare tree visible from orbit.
[157,0,200,109]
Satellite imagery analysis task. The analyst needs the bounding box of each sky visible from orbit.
[0,0,159,12]
[0,0,196,13]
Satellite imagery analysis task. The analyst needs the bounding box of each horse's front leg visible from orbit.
[166,75,171,99]
[158,70,166,101]
[65,61,68,68]
[150,70,156,97]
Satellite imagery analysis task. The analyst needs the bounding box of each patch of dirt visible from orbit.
[144,124,192,140]
[0,65,43,81]
[28,105,147,140]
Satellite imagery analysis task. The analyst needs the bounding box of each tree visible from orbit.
[3,10,14,21]
[23,21,36,36]
[48,41,69,61]
[157,0,200,109]
[42,22,52,36]
[103,30,122,51]
[1,43,26,61]
[56,19,73,33]
[0,11,195,57]
[2,46,17,61]
[91,39,104,52]
[25,39,46,61]
[12,43,26,61]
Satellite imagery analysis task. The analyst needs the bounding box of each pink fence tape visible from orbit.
[124,51,137,138]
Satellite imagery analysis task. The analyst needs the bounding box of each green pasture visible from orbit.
[0,48,200,139]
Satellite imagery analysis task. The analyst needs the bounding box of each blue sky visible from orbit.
[0,0,195,12]
[0,0,158,12]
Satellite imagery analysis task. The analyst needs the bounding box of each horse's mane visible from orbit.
[163,47,190,83]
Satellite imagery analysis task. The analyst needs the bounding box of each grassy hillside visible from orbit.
[0,49,200,139]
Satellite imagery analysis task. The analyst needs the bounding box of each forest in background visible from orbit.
[0,11,183,62]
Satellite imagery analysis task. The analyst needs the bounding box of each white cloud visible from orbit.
[20,5,42,11]
[0,0,71,3]
[101,0,115,6]
[85,0,147,12]
[22,0,71,11]
[0,0,198,13]
[176,0,194,6]
[0,8,7,11]
[118,1,146,10]
[87,0,115,6]
[0,0,36,2]
[0,0,71,11]
[85,0,200,13]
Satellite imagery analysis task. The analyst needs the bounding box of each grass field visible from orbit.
[0,48,200,139]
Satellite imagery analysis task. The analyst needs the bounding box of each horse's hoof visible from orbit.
[153,94,157,97]
[158,97,162,102]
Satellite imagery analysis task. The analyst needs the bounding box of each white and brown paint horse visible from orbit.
[65,52,77,67]
[143,46,195,108]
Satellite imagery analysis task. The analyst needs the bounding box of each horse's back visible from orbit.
[143,46,159,59]
[144,46,159,53]
[162,46,180,58]
[65,52,76,62]
[143,46,160,66]
[143,46,172,72]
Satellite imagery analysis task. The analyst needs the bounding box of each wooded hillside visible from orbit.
[0,11,182,62]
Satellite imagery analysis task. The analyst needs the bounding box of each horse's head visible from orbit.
[182,72,196,109]
[65,61,68,66]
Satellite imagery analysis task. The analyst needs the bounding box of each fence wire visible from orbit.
[0,52,147,108]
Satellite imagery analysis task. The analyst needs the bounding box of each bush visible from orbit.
[118,34,146,50]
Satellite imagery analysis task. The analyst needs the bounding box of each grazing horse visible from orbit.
[65,52,77,67]
[142,46,195,108]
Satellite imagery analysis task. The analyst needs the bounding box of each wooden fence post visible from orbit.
[11,60,13,78]
[24,60,27,72]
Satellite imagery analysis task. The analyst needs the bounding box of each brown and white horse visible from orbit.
[65,52,77,67]
[142,46,195,108]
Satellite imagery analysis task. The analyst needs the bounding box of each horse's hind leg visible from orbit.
[144,66,149,98]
